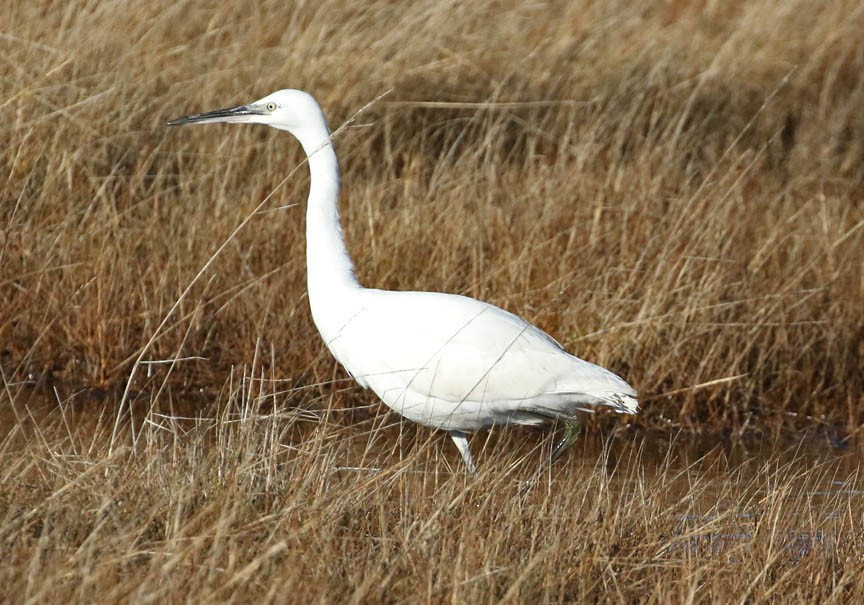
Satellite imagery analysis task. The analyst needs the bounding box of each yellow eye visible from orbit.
[266,102,277,112]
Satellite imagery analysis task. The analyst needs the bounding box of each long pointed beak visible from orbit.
[167,104,265,126]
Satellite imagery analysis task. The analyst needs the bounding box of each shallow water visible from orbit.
[566,432,863,562]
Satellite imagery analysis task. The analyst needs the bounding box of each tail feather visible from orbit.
[555,389,640,416]
[522,391,640,423]
[609,393,640,415]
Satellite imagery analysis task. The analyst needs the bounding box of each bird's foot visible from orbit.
[549,418,581,464]
[519,418,581,496]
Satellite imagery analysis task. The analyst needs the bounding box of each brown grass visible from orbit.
[2,379,863,603]
[2,0,864,601]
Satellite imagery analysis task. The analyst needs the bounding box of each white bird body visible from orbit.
[168,89,638,472]
[318,287,637,432]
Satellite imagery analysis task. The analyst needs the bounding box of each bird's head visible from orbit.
[167,89,328,139]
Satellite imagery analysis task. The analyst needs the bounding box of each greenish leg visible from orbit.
[549,417,581,465]
[519,418,583,496]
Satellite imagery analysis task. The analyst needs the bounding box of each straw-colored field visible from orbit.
[2,0,863,602]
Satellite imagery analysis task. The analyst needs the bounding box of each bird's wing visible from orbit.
[326,289,634,412]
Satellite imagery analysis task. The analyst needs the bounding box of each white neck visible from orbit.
[292,126,362,335]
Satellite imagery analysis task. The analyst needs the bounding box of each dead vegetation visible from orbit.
[2,375,862,603]
[1,0,864,601]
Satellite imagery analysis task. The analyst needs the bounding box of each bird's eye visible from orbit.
[266,102,277,112]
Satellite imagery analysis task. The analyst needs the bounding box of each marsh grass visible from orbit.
[2,367,863,603]
[2,0,864,601]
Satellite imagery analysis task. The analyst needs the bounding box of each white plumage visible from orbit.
[169,89,638,472]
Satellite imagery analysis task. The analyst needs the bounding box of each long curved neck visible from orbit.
[293,127,361,329]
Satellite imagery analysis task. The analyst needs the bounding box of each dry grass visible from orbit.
[2,374,863,603]
[2,0,864,601]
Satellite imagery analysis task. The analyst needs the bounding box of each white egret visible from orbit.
[168,89,638,473]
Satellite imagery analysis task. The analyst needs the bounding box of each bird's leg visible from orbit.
[448,430,478,476]
[519,418,582,496]
[549,417,581,465]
